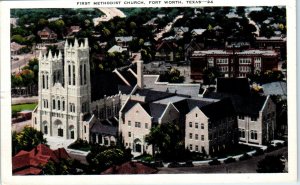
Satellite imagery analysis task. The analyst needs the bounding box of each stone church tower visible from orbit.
[32,38,92,140]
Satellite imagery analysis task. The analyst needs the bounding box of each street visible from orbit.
[158,147,288,173]
[11,53,36,73]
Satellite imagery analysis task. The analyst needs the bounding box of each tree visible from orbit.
[86,145,132,173]
[202,67,221,85]
[257,155,285,173]
[145,122,188,161]
[12,126,47,156]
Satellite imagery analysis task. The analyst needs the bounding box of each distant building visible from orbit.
[11,42,26,55]
[115,36,133,47]
[155,41,178,62]
[101,161,158,174]
[108,45,127,53]
[37,27,57,43]
[255,36,287,60]
[190,49,278,80]
[12,144,69,175]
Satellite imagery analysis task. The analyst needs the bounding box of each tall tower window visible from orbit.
[73,65,76,85]
[46,75,49,89]
[53,99,56,109]
[53,71,56,84]
[62,101,65,111]
[68,65,71,85]
[80,65,83,85]
[42,75,45,89]
[84,64,87,85]
[57,71,60,83]
[58,100,60,110]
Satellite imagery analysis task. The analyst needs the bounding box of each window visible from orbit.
[201,135,204,141]
[84,125,86,133]
[195,123,198,128]
[128,132,131,137]
[189,133,192,139]
[62,101,65,111]
[195,113,198,117]
[42,75,45,89]
[46,75,49,89]
[195,145,199,151]
[239,128,245,138]
[189,144,193,150]
[250,130,258,140]
[195,134,199,140]
[58,100,60,110]
[145,123,148,129]
[68,65,71,85]
[189,122,192,128]
[135,122,141,128]
[238,115,244,120]
[84,64,87,84]
[251,116,257,121]
[53,99,56,109]
[73,65,76,85]
[201,123,204,129]
[128,121,131,126]
[80,65,83,85]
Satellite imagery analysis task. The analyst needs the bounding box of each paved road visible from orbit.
[12,96,38,105]
[12,120,31,133]
[93,8,126,26]
[157,147,288,174]
[11,53,36,73]
[155,15,183,41]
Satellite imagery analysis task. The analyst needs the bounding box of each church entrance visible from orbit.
[69,125,75,139]
[133,138,142,153]
[53,119,63,137]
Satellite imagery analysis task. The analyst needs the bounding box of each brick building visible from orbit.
[190,49,278,80]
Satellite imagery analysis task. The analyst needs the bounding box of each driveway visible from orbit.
[157,147,288,173]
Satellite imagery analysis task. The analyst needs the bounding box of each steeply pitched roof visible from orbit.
[108,45,127,53]
[101,161,158,174]
[90,120,118,136]
[217,78,250,95]
[203,91,268,117]
[200,98,235,120]
[12,144,69,175]
[173,98,213,115]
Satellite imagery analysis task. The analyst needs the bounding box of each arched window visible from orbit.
[53,99,56,109]
[73,65,75,85]
[57,71,60,83]
[46,75,49,89]
[68,65,71,85]
[84,64,87,84]
[62,101,65,111]
[42,75,45,89]
[53,71,56,84]
[58,100,60,110]
[80,65,83,85]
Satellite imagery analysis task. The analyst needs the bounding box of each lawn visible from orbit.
[12,103,37,112]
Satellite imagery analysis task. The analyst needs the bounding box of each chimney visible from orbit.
[136,60,144,89]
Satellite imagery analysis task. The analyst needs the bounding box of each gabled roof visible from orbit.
[108,45,127,53]
[173,98,213,115]
[115,36,133,42]
[12,144,69,175]
[216,78,250,95]
[203,91,268,117]
[90,119,118,136]
[200,98,235,120]
[101,161,158,174]
[156,41,178,51]
[174,27,189,33]
[191,29,206,36]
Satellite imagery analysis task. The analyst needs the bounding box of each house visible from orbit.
[37,27,57,43]
[11,42,26,55]
[190,49,278,80]
[191,29,206,37]
[115,36,133,47]
[12,144,69,175]
[155,41,178,62]
[65,26,81,38]
[203,78,277,145]
[173,27,189,36]
[108,45,127,53]
[101,161,158,174]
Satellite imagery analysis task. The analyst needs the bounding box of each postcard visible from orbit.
[0,0,297,184]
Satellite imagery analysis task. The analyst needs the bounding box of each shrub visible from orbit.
[224,157,236,164]
[208,159,221,165]
[182,161,194,167]
[266,145,276,153]
[239,153,252,161]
